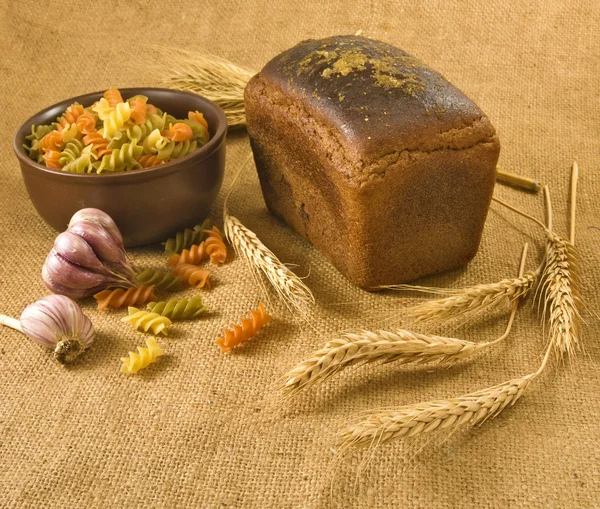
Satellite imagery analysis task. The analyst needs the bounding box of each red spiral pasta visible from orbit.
[129,96,147,125]
[76,112,97,134]
[104,87,124,107]
[203,226,227,264]
[83,132,112,158]
[171,264,211,289]
[42,149,63,169]
[169,122,193,142]
[38,130,63,153]
[216,303,272,353]
[167,242,208,267]
[94,285,157,311]
[137,155,167,168]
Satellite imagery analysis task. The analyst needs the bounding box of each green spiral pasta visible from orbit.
[134,268,186,291]
[158,139,198,160]
[95,140,143,173]
[59,139,84,166]
[23,124,53,160]
[107,130,129,149]
[162,219,211,254]
[62,145,95,173]
[147,296,208,320]
[126,113,167,142]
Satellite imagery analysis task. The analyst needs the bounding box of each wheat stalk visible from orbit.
[338,334,554,450]
[223,154,315,316]
[281,244,529,397]
[152,46,254,128]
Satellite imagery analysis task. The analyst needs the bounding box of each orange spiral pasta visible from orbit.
[104,87,124,107]
[137,155,167,168]
[76,112,97,134]
[216,303,272,353]
[42,149,63,169]
[38,130,64,153]
[169,122,194,142]
[188,110,209,132]
[167,242,208,267]
[171,264,211,289]
[146,103,158,115]
[83,132,112,157]
[129,96,147,125]
[203,226,227,264]
[61,103,86,125]
[94,285,157,310]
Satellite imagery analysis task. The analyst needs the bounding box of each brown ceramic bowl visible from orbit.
[13,88,227,247]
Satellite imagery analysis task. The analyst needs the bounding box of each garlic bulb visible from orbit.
[42,208,135,299]
[0,295,94,364]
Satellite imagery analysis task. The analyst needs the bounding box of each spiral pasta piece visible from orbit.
[104,87,124,107]
[188,110,209,131]
[92,98,114,121]
[167,242,208,268]
[216,303,272,353]
[83,132,112,158]
[60,103,86,125]
[157,139,198,160]
[96,140,143,173]
[42,150,63,169]
[134,268,186,291]
[121,307,172,335]
[94,285,157,310]
[121,337,164,374]
[142,128,169,156]
[126,113,166,142]
[169,122,194,142]
[162,219,211,254]
[136,155,167,168]
[62,146,96,173]
[203,226,227,264]
[59,139,84,166]
[101,101,132,138]
[171,264,212,289]
[147,296,208,320]
[128,95,148,125]
[57,123,81,142]
[38,130,63,153]
[76,112,97,134]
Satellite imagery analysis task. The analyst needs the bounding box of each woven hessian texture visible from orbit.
[1,1,599,507]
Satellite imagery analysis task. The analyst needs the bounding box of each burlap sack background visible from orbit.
[1,1,598,507]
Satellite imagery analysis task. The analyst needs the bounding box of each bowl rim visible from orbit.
[13,87,228,182]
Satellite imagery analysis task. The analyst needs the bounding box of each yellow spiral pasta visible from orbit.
[101,101,132,138]
[92,97,114,121]
[121,337,164,374]
[121,307,172,335]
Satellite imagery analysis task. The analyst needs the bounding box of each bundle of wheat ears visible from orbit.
[160,49,582,455]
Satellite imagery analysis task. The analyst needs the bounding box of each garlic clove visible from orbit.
[68,221,133,277]
[19,294,94,364]
[44,249,108,290]
[68,208,124,249]
[42,264,108,298]
[54,231,110,274]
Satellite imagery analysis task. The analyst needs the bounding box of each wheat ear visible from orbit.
[384,242,536,323]
[223,155,315,316]
[338,335,554,450]
[281,244,529,397]
[152,46,254,128]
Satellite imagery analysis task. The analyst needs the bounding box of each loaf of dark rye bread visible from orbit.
[244,35,500,289]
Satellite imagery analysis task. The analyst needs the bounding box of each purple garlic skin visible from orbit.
[20,294,94,363]
[68,208,124,249]
[42,209,135,299]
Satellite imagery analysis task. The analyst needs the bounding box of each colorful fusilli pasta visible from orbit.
[25,88,211,173]
[134,268,186,291]
[163,219,211,254]
[121,307,172,335]
[216,303,272,353]
[94,285,157,310]
[203,226,227,264]
[147,296,208,320]
[121,337,164,374]
[167,242,208,268]
[170,264,212,289]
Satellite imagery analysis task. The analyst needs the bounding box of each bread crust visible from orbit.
[245,36,500,288]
